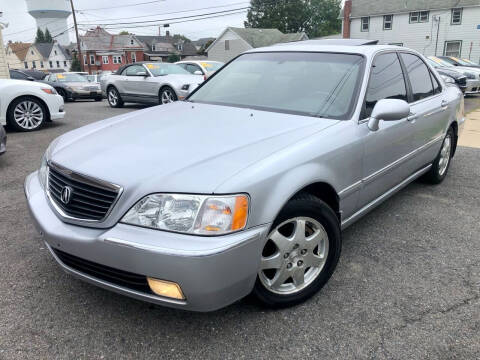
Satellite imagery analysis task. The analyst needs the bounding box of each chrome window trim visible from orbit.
[46,162,123,224]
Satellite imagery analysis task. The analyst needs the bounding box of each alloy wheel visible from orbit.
[438,134,451,176]
[13,100,44,130]
[108,89,118,106]
[161,89,175,104]
[259,217,329,295]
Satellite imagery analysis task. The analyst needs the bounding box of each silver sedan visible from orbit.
[25,42,464,311]
[104,62,203,108]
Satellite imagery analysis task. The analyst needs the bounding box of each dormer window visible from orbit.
[130,39,134,45]
[177,44,183,51]
[152,44,156,51]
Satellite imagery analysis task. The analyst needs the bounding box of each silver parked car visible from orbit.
[104,62,203,108]
[0,125,6,156]
[25,42,464,312]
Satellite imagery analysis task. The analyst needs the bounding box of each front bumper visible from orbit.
[72,89,103,100]
[25,171,268,311]
[49,94,66,120]
[0,126,6,155]
[464,79,480,94]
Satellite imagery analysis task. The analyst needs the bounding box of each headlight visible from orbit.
[41,88,57,95]
[464,72,476,79]
[440,75,455,84]
[39,153,48,189]
[181,84,190,91]
[121,194,249,235]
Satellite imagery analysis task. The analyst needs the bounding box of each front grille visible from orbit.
[53,248,151,293]
[47,163,121,221]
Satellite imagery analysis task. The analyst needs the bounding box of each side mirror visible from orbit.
[194,70,203,75]
[368,99,410,131]
[27,76,35,81]
[137,71,148,77]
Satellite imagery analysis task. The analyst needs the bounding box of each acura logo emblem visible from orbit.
[61,186,73,204]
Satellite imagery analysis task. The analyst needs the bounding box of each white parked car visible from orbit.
[176,60,224,79]
[0,79,65,132]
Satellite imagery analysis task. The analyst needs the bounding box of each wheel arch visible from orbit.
[7,95,51,124]
[450,120,458,157]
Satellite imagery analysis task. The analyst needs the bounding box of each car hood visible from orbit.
[435,67,466,79]
[50,102,339,194]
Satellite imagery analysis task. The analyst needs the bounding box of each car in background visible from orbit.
[460,58,480,67]
[26,44,464,311]
[176,60,224,80]
[42,73,102,102]
[428,56,480,94]
[9,69,47,81]
[439,56,480,69]
[0,125,6,155]
[104,62,203,108]
[0,79,65,132]
[426,58,467,93]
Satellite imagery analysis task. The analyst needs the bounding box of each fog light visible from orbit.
[147,277,185,300]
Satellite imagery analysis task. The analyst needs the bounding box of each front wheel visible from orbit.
[159,87,177,105]
[7,97,46,132]
[253,193,341,308]
[107,87,123,108]
[422,128,454,184]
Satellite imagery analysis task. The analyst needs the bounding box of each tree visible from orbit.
[198,39,214,55]
[244,0,341,38]
[35,28,45,43]
[44,28,53,43]
[119,31,129,35]
[71,55,81,71]
[167,54,180,63]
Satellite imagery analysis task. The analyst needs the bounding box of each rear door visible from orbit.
[358,52,416,207]
[399,52,450,169]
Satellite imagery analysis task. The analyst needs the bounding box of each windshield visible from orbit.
[86,75,96,82]
[189,52,364,119]
[199,61,224,72]
[145,63,190,76]
[452,57,474,66]
[428,56,454,67]
[56,73,88,82]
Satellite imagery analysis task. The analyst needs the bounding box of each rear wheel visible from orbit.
[423,127,454,184]
[253,193,341,308]
[107,87,123,108]
[7,97,46,132]
[159,87,177,104]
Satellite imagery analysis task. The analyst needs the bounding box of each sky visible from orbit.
[1,0,250,44]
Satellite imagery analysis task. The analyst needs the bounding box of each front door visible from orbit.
[359,52,416,208]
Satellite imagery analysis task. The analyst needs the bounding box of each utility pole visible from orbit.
[69,0,83,71]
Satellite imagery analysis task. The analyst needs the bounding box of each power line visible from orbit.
[77,7,249,26]
[77,0,167,11]
[77,1,249,23]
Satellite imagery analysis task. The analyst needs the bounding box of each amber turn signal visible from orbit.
[147,278,185,300]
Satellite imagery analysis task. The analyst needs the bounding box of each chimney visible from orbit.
[343,0,352,39]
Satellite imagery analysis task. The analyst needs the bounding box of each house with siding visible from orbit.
[5,42,31,70]
[341,0,480,62]
[136,32,198,62]
[206,27,308,63]
[0,22,8,78]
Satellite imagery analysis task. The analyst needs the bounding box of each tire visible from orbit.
[57,88,67,101]
[107,87,123,108]
[422,127,454,184]
[253,193,341,308]
[7,96,46,132]
[159,86,178,105]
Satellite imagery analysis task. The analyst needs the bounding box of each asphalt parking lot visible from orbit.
[1,99,479,359]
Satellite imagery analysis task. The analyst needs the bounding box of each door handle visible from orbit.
[407,113,417,122]
[441,100,449,110]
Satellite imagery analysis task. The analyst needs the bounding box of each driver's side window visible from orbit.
[365,52,408,117]
[125,65,146,76]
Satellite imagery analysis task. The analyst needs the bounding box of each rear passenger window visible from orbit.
[365,53,407,117]
[400,53,434,101]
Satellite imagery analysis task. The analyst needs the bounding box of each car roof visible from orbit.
[246,40,408,57]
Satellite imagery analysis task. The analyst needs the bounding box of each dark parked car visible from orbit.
[41,73,102,102]
[427,59,468,93]
[9,69,47,81]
